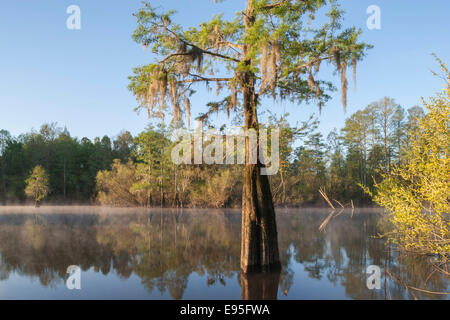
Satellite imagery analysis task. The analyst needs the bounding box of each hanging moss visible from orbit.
[185,98,191,129]
[340,61,348,111]
[352,55,357,93]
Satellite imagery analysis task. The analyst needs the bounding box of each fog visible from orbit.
[0,205,381,216]
[0,205,243,215]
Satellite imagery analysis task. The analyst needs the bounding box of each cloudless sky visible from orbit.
[0,0,449,140]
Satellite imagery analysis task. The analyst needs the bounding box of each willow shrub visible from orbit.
[370,60,449,261]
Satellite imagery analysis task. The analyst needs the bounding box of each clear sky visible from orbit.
[0,0,449,140]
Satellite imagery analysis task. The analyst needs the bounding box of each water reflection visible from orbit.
[0,209,447,300]
[241,272,280,300]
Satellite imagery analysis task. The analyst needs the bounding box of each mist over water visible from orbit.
[0,208,448,300]
[0,206,209,215]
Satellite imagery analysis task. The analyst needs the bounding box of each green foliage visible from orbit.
[25,165,49,205]
[190,167,242,208]
[371,60,450,260]
[0,96,422,208]
[0,123,134,203]
[334,97,418,203]
[0,94,426,208]
[131,125,172,206]
[128,0,371,124]
[96,160,142,207]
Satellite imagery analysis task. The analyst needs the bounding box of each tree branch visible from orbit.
[160,52,192,64]
[257,54,334,96]
[206,41,243,56]
[178,74,233,83]
[260,1,286,10]
[207,41,244,51]
[155,22,240,63]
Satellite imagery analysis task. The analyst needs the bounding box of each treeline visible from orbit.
[0,97,424,207]
[0,123,134,203]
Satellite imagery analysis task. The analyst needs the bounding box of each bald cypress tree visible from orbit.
[129,0,370,273]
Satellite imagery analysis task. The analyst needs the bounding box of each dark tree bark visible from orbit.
[241,272,280,300]
[240,4,281,273]
[240,77,281,273]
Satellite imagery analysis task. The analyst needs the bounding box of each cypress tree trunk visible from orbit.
[239,39,280,272]
[241,170,281,273]
[240,84,281,273]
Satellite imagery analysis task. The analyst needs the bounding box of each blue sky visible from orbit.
[0,0,449,140]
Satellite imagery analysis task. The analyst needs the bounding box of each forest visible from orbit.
[0,97,424,208]
[0,0,448,299]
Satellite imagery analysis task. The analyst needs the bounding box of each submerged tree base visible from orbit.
[241,164,281,273]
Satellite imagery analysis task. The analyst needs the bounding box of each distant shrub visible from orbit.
[96,160,144,207]
[25,165,50,206]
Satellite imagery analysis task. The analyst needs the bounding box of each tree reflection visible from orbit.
[0,209,447,300]
[241,272,281,300]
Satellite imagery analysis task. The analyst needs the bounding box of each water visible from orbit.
[0,207,448,300]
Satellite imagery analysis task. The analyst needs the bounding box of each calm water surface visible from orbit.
[0,207,448,300]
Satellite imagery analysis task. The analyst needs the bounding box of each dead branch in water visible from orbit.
[319,210,335,232]
[386,269,450,295]
[334,208,345,217]
[430,262,450,276]
[317,190,356,230]
[333,199,345,209]
[351,200,355,218]
[319,188,335,210]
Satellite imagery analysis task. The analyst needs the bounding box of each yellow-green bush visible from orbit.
[371,60,449,261]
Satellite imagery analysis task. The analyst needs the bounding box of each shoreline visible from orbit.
[0,205,383,215]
